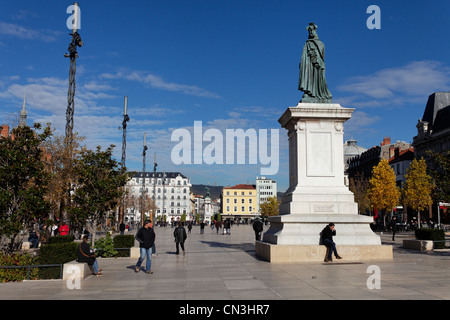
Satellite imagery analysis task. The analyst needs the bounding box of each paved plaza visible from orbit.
[1,224,450,301]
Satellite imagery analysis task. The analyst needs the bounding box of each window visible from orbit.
[226,198,230,204]
[241,199,245,204]
[234,206,237,212]
[226,206,230,212]
[234,199,237,204]
[241,206,245,212]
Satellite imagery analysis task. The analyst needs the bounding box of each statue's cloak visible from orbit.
[298,39,332,103]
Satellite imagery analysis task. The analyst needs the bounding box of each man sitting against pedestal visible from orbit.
[321,223,342,262]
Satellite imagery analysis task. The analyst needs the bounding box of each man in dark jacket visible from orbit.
[174,222,187,255]
[253,218,264,241]
[135,220,156,274]
[390,216,398,241]
[77,235,102,275]
[321,223,342,262]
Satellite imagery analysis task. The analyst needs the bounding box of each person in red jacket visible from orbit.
[59,222,69,236]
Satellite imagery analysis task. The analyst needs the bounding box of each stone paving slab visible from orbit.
[1,224,450,304]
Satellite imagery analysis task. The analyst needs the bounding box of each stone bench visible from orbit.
[22,241,40,250]
[22,241,32,250]
[62,260,95,281]
[255,242,393,263]
[402,240,434,251]
[130,246,140,258]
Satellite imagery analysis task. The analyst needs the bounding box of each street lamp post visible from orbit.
[141,133,148,226]
[119,96,130,226]
[153,153,158,224]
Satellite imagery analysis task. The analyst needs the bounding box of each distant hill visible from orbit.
[191,184,224,199]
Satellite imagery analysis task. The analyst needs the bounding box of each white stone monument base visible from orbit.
[257,214,392,262]
[256,102,393,262]
[255,241,393,263]
[262,214,382,246]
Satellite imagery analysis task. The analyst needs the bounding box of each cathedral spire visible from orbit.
[19,92,27,127]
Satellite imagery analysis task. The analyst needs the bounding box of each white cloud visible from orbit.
[100,70,221,98]
[0,22,59,42]
[336,60,450,107]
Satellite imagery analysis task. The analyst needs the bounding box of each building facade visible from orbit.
[413,92,450,167]
[256,176,277,213]
[389,147,415,187]
[221,184,257,220]
[347,137,411,180]
[125,172,192,225]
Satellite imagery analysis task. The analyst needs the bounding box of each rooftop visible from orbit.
[223,184,256,190]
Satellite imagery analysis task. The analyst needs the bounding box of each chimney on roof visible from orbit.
[1,124,9,138]
[381,137,391,146]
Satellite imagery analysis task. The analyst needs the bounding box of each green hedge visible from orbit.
[113,234,135,257]
[0,252,38,282]
[48,235,75,244]
[38,242,78,279]
[415,228,446,249]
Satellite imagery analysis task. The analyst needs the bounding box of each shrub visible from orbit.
[38,242,78,279]
[95,233,118,258]
[48,235,75,244]
[415,228,445,249]
[0,252,38,282]
[113,234,135,257]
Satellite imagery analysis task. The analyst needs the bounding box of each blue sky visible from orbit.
[1,0,449,192]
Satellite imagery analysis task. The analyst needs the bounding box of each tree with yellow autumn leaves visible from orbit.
[367,159,400,224]
[402,158,433,228]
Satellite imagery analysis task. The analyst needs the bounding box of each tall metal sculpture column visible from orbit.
[119,96,130,225]
[64,2,83,146]
[141,133,148,226]
[63,2,83,223]
[152,153,158,225]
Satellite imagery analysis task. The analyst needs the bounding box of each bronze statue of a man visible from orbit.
[298,23,332,103]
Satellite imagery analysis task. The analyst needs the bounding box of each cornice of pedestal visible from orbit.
[279,103,355,129]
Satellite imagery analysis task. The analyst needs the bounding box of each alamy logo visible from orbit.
[366,265,381,289]
[66,265,81,290]
[66,3,81,31]
[171,121,279,175]
[366,5,381,30]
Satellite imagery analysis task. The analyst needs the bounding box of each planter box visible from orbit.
[402,240,433,251]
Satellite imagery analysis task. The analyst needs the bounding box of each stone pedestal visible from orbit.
[257,103,392,262]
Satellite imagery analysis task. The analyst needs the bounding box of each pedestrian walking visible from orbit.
[200,221,205,234]
[187,222,192,233]
[224,219,231,235]
[252,217,264,241]
[390,216,398,241]
[174,221,187,255]
[215,220,221,234]
[119,221,126,235]
[134,220,156,274]
[320,223,342,262]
